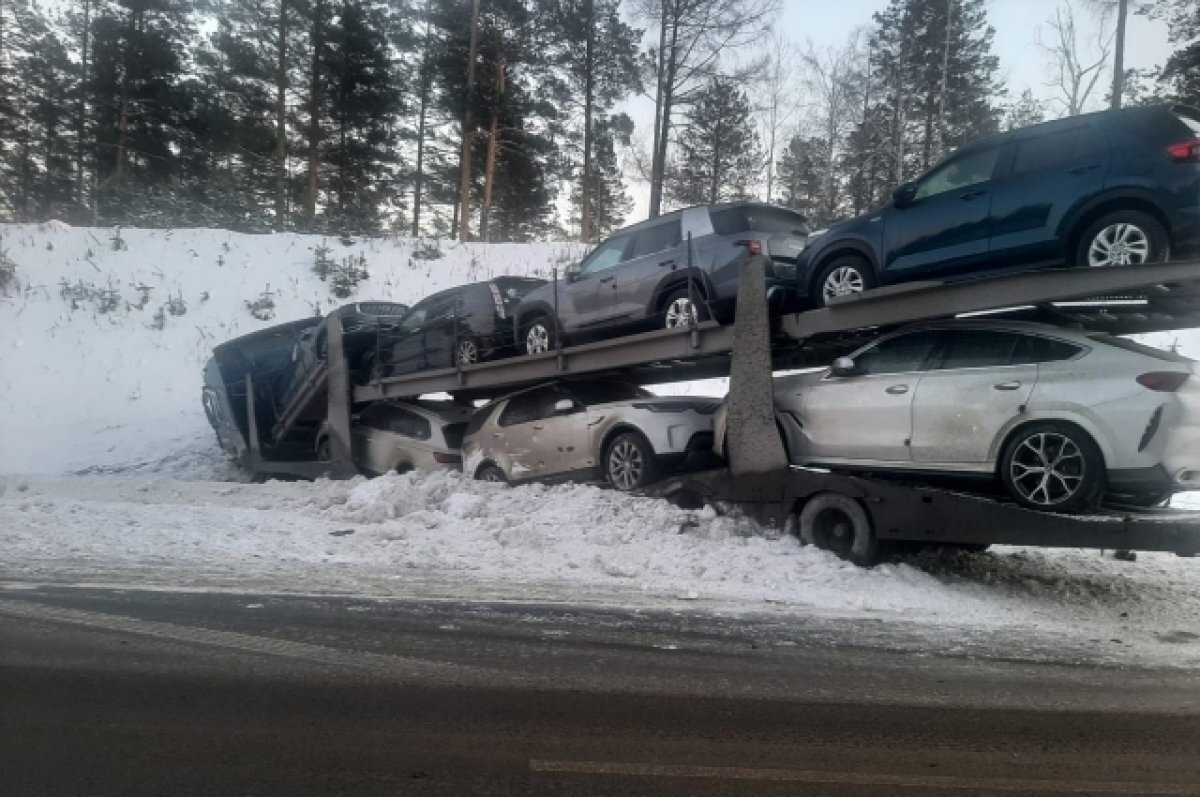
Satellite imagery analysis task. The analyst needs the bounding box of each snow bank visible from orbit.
[3,469,1199,666]
[0,223,584,474]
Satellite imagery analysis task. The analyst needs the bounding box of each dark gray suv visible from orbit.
[513,202,808,354]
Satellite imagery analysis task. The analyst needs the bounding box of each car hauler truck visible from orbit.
[206,256,1200,565]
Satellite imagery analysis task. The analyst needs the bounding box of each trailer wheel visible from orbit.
[797,492,882,567]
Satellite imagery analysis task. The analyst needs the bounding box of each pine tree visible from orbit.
[847,0,1003,211]
[1004,88,1046,131]
[87,0,198,223]
[570,114,632,238]
[667,77,761,207]
[322,1,403,234]
[775,135,824,222]
[550,0,640,242]
[1151,0,1200,106]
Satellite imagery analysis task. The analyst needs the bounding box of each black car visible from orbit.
[280,301,410,410]
[512,202,808,354]
[798,104,1200,306]
[372,277,546,379]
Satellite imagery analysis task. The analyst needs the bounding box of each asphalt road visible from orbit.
[2,586,1199,796]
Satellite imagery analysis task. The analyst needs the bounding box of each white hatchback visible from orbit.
[718,320,1199,512]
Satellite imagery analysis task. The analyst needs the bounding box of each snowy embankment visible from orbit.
[1,222,1199,667]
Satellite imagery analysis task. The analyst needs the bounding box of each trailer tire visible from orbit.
[797,492,882,567]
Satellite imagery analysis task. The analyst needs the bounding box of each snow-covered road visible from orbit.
[4,439,1200,669]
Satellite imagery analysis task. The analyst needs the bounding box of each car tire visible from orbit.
[604,431,659,491]
[813,254,876,307]
[476,463,508,484]
[522,315,555,355]
[660,286,709,329]
[454,337,480,367]
[1074,210,1169,269]
[797,492,883,567]
[999,422,1104,513]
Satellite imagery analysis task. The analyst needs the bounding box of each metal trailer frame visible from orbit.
[236,255,1200,560]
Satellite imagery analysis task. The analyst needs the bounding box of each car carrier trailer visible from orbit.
[214,254,1200,564]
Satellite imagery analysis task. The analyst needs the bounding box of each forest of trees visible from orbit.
[0,0,1196,239]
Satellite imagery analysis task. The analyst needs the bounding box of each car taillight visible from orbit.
[1166,139,1200,163]
[1137,372,1190,392]
[736,238,763,256]
[433,451,463,464]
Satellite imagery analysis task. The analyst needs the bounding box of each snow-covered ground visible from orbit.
[2,223,1199,669]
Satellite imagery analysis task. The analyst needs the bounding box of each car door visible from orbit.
[798,330,941,463]
[495,384,586,479]
[908,330,1038,466]
[561,234,633,332]
[385,300,433,376]
[987,122,1109,265]
[882,143,1003,279]
[611,219,685,326]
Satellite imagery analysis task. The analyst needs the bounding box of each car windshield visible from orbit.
[567,381,652,405]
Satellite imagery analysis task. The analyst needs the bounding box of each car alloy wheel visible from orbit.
[525,320,552,355]
[822,265,866,302]
[1008,431,1086,507]
[664,297,698,328]
[478,464,507,483]
[607,437,645,491]
[456,339,479,366]
[1087,223,1150,267]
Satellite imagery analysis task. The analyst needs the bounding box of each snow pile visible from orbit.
[0,223,584,474]
[4,469,1200,667]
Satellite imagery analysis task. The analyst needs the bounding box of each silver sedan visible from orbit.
[716,319,1199,512]
[464,380,719,490]
[317,400,473,475]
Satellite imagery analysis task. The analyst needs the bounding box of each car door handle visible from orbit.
[599,276,614,284]
[533,425,545,430]
[885,385,909,395]
[658,259,675,268]
[994,381,1022,391]
[1068,164,1100,174]
[958,189,987,201]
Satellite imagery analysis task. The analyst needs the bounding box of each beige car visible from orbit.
[316,400,473,475]
[463,379,719,490]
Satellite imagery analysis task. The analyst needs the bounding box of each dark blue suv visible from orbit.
[798,104,1200,306]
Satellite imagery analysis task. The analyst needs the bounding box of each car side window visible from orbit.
[851,331,940,375]
[931,330,1022,370]
[387,408,431,440]
[628,221,681,259]
[913,146,1001,201]
[499,389,549,427]
[580,236,631,274]
[1010,334,1083,364]
[534,384,578,417]
[1011,125,1104,175]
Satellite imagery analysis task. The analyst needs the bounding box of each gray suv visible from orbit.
[513,202,809,354]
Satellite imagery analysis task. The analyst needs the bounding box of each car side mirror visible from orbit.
[892,181,917,208]
[831,357,861,377]
[563,264,583,283]
[552,398,576,414]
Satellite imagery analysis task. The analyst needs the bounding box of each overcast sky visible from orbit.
[618,0,1171,218]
